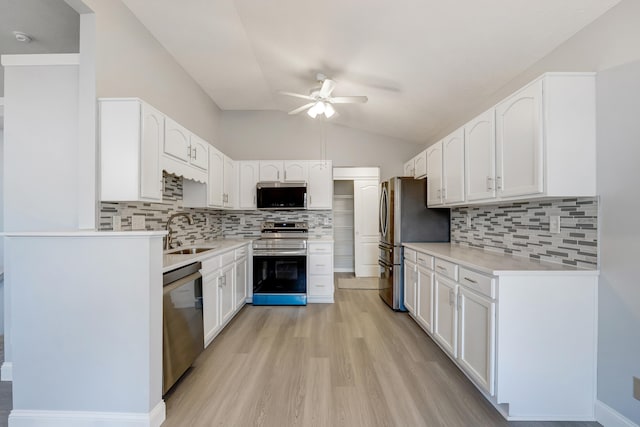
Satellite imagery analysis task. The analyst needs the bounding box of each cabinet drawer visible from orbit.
[404,248,417,263]
[235,246,248,260]
[309,254,332,275]
[308,275,333,296]
[309,242,332,254]
[434,258,457,280]
[220,250,235,267]
[416,253,434,270]
[201,255,220,273]
[458,267,495,298]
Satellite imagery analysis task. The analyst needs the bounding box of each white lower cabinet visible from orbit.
[403,259,417,314]
[416,265,434,333]
[307,241,334,302]
[458,286,495,396]
[201,243,249,347]
[433,274,458,358]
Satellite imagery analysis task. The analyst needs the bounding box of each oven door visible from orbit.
[253,253,307,294]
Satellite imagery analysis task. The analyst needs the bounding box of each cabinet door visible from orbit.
[434,275,457,357]
[283,161,308,182]
[259,161,283,181]
[465,109,496,201]
[403,260,417,314]
[443,128,465,204]
[403,159,415,177]
[414,150,427,179]
[496,79,544,198]
[426,141,443,206]
[189,134,209,170]
[458,287,495,396]
[223,156,236,208]
[202,274,220,347]
[238,161,260,209]
[219,264,235,325]
[416,266,434,333]
[234,257,247,310]
[140,103,164,201]
[208,148,224,208]
[308,161,333,209]
[164,117,191,162]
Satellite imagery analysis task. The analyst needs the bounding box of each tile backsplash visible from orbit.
[99,173,333,245]
[451,197,598,268]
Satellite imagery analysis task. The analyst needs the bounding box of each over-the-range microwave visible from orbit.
[256,182,307,210]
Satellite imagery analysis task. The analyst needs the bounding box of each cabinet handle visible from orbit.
[436,265,447,271]
[193,147,197,159]
[442,188,447,199]
[277,171,280,180]
[188,146,192,159]
[437,188,441,198]
[448,289,455,306]
[315,264,326,267]
[486,176,493,191]
[496,176,502,190]
[463,277,477,284]
[284,170,287,180]
[253,194,256,205]
[457,294,462,308]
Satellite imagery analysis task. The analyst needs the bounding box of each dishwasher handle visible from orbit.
[163,272,202,294]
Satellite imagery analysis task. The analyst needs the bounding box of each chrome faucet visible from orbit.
[165,212,194,250]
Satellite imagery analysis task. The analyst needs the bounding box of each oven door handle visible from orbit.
[253,250,307,256]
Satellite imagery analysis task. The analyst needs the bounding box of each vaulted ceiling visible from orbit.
[121,0,621,143]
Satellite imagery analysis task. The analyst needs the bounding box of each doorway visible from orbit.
[333,167,380,281]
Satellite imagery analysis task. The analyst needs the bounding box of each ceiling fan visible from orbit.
[280,73,368,119]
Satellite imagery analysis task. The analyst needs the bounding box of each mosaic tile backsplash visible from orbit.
[99,173,333,245]
[451,197,598,268]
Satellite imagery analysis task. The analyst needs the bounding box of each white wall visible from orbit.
[596,61,640,424]
[83,0,222,143]
[219,110,416,180]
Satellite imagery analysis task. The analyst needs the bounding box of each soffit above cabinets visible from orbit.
[122,0,621,143]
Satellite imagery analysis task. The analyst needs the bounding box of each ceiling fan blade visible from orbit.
[288,102,316,115]
[278,91,315,101]
[319,79,336,98]
[330,96,368,104]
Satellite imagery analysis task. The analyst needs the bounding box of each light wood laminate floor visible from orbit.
[164,289,601,427]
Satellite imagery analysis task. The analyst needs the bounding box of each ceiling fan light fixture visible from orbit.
[324,103,336,118]
[307,106,319,118]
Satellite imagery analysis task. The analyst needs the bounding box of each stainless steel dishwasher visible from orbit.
[162,262,203,395]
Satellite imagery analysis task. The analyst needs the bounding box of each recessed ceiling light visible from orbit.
[13,31,32,43]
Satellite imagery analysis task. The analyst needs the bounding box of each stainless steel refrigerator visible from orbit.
[378,177,450,310]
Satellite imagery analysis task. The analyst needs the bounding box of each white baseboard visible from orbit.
[1,362,13,382]
[8,401,166,427]
[307,295,334,304]
[595,400,639,427]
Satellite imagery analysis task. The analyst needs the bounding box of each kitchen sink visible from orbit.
[166,247,214,255]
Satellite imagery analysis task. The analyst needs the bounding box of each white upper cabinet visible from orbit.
[496,79,544,198]
[465,109,496,202]
[208,147,225,208]
[403,159,415,177]
[426,141,443,206]
[259,161,283,181]
[238,161,260,209]
[99,99,163,202]
[283,161,309,182]
[420,72,595,207]
[164,117,191,163]
[414,150,427,179]
[442,128,465,204]
[307,161,333,209]
[189,134,209,171]
[223,155,236,208]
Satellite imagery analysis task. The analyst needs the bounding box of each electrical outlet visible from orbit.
[549,215,561,234]
[634,376,640,401]
[466,215,472,228]
[112,216,121,231]
[131,215,146,230]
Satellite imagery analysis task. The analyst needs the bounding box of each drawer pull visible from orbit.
[463,277,477,284]
[436,265,447,271]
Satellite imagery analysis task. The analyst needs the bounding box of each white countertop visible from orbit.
[163,239,252,272]
[403,242,598,276]
[2,230,167,237]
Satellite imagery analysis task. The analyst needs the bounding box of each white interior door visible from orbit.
[354,179,379,277]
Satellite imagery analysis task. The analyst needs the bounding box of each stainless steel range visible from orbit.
[252,222,308,305]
